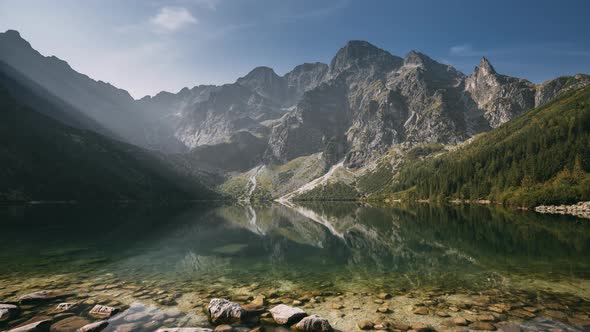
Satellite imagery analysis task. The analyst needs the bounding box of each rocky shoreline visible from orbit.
[2,277,590,332]
[534,201,590,219]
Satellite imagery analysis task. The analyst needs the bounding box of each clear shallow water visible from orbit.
[1,202,590,330]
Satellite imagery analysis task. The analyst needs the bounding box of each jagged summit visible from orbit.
[0,29,32,49]
[329,40,402,77]
[476,56,496,75]
[403,50,437,67]
[238,66,279,80]
[2,29,21,38]
[331,40,391,64]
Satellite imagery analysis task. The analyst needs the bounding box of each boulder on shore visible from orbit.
[269,304,307,325]
[207,298,245,325]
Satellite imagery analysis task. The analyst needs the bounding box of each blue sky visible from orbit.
[1,0,589,98]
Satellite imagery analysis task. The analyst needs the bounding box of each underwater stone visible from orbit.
[7,319,52,332]
[295,315,333,332]
[0,303,21,322]
[269,304,307,325]
[78,320,109,332]
[89,305,119,318]
[54,303,77,312]
[156,328,213,332]
[19,291,71,304]
[207,298,244,325]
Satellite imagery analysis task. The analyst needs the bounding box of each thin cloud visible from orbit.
[150,7,197,32]
[449,44,483,57]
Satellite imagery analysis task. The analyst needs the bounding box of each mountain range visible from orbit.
[0,29,588,204]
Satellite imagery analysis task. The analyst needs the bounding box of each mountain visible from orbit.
[0,30,183,151]
[220,41,589,201]
[0,71,214,201]
[2,30,589,204]
[359,86,590,206]
[138,63,329,152]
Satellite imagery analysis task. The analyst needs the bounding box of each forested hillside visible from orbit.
[383,86,590,206]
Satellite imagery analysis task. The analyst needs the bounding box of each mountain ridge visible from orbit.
[2,29,589,203]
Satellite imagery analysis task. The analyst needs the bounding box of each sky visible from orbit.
[1,0,589,98]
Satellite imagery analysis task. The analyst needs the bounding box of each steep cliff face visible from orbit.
[137,62,330,152]
[464,57,536,128]
[265,79,350,165]
[267,44,590,170]
[284,62,329,106]
[172,83,279,148]
[236,66,288,104]
[267,43,473,168]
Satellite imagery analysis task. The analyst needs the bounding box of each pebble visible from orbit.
[469,321,496,330]
[413,307,429,315]
[357,320,373,330]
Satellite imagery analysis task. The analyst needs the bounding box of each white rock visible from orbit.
[269,304,307,325]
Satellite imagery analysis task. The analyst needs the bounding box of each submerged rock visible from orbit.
[470,321,496,330]
[0,303,21,322]
[7,319,52,332]
[357,320,373,330]
[19,291,70,304]
[54,303,77,312]
[88,305,119,318]
[207,298,245,325]
[78,321,109,332]
[295,315,333,332]
[49,316,90,332]
[269,304,307,325]
[156,328,213,332]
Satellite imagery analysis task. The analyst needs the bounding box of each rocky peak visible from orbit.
[0,29,34,52]
[1,29,24,42]
[403,50,433,67]
[329,40,402,77]
[236,66,286,103]
[283,62,329,104]
[237,66,281,84]
[475,57,496,76]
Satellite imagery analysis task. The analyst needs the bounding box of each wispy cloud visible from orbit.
[450,42,590,58]
[150,7,197,32]
[449,44,484,57]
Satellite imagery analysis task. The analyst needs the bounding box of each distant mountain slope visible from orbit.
[0,60,114,137]
[0,30,183,151]
[384,86,590,206]
[0,82,214,202]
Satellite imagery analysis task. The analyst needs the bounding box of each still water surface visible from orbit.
[1,202,589,330]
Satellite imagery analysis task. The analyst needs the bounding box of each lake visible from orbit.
[1,202,589,331]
